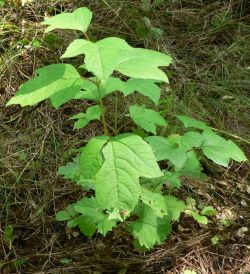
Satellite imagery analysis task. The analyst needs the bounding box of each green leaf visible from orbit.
[202,130,247,167]
[122,78,161,105]
[130,205,172,249]
[168,132,203,151]
[116,47,171,82]
[76,77,123,101]
[78,77,161,104]
[6,64,83,107]
[211,235,220,245]
[185,210,208,225]
[141,170,181,191]
[178,151,202,177]
[4,225,14,243]
[163,171,181,188]
[79,136,109,180]
[70,105,101,129]
[146,136,187,168]
[176,115,210,131]
[96,134,162,212]
[62,38,130,81]
[62,38,171,82]
[58,157,80,182]
[201,206,217,216]
[74,197,116,236]
[56,205,78,221]
[164,196,186,221]
[129,105,167,134]
[42,7,92,33]
[140,187,168,217]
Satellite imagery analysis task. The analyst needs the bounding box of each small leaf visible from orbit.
[185,210,208,225]
[74,197,116,236]
[178,151,202,177]
[176,115,210,131]
[79,136,109,180]
[130,205,172,249]
[146,136,187,168]
[70,105,101,129]
[122,78,161,105]
[42,7,92,33]
[211,235,220,245]
[201,206,217,216]
[129,105,167,134]
[163,171,181,188]
[182,270,197,274]
[96,134,162,212]
[56,205,78,221]
[58,157,80,181]
[59,258,72,265]
[141,187,168,217]
[4,225,14,243]
[6,64,83,108]
[165,196,186,221]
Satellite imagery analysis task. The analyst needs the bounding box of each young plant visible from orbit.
[7,7,247,250]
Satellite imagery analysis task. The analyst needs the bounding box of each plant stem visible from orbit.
[96,80,109,136]
[114,91,118,135]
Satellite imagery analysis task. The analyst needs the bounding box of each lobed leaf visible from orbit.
[176,115,210,131]
[79,136,109,180]
[62,38,131,81]
[165,196,186,221]
[202,130,247,167]
[129,105,167,135]
[6,64,83,108]
[74,197,116,236]
[62,38,171,82]
[146,136,187,168]
[130,205,172,249]
[140,187,168,218]
[42,7,92,33]
[70,105,101,129]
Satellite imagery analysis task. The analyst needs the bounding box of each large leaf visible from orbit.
[42,7,92,33]
[74,197,116,236]
[79,136,109,180]
[62,38,171,82]
[129,105,167,134]
[70,105,101,129]
[130,205,171,249]
[6,64,83,107]
[146,136,187,169]
[95,134,162,212]
[201,130,247,167]
[116,47,171,82]
[140,187,168,217]
[61,38,130,81]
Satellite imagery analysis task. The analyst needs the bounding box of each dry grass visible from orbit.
[0,0,250,273]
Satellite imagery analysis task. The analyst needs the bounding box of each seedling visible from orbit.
[7,7,247,249]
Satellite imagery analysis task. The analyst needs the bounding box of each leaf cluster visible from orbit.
[7,7,247,250]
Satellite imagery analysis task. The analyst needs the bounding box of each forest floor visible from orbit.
[0,0,250,273]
